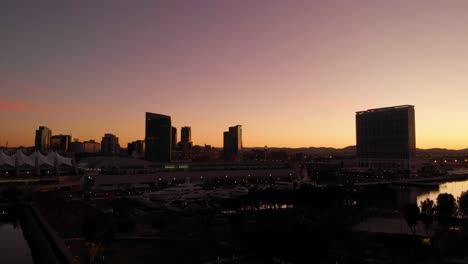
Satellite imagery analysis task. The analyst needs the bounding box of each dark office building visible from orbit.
[181,126,192,144]
[101,133,120,154]
[70,139,84,153]
[128,140,145,158]
[145,112,172,162]
[223,125,243,160]
[356,105,415,170]
[50,134,71,152]
[35,126,52,152]
[181,126,192,159]
[171,127,177,150]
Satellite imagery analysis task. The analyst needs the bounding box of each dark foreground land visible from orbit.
[5,182,468,264]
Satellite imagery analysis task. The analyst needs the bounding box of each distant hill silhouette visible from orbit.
[245,146,468,157]
[416,148,468,156]
[245,146,356,156]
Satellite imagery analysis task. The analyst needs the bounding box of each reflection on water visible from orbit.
[0,210,34,264]
[416,179,468,205]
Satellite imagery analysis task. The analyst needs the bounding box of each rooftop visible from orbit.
[146,112,171,119]
[356,105,414,115]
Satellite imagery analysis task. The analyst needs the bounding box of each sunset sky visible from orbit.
[2,1,468,149]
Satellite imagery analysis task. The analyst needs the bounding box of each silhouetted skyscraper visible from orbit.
[128,140,145,158]
[181,126,192,144]
[145,112,172,162]
[180,126,192,160]
[223,125,242,160]
[50,134,71,152]
[35,126,52,152]
[171,127,177,150]
[101,133,120,154]
[356,105,415,170]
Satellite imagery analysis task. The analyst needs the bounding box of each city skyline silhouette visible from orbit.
[2,1,468,149]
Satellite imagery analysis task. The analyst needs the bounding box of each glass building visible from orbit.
[145,112,172,162]
[35,126,52,152]
[223,125,243,160]
[356,105,415,170]
[181,126,192,144]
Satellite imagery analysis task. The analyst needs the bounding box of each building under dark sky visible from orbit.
[181,126,192,144]
[171,127,177,150]
[223,125,243,161]
[145,112,172,162]
[128,140,145,158]
[101,133,120,154]
[35,126,52,152]
[356,105,415,170]
[50,134,71,153]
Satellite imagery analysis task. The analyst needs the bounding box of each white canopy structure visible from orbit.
[0,151,15,167]
[14,150,36,167]
[31,151,54,167]
[48,151,73,167]
[0,150,74,176]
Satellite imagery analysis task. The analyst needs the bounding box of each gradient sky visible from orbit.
[2,0,468,149]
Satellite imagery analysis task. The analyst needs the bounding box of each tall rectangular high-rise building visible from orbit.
[356,105,415,170]
[181,126,191,144]
[171,127,177,150]
[223,125,242,160]
[101,133,120,154]
[180,126,192,159]
[35,126,52,152]
[145,112,172,162]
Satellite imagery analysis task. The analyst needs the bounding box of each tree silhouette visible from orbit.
[403,203,419,234]
[457,191,468,218]
[419,198,435,234]
[436,193,457,226]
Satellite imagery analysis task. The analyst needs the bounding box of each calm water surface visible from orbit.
[416,179,468,205]
[0,214,34,264]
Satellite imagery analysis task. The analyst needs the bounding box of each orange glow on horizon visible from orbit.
[2,2,468,150]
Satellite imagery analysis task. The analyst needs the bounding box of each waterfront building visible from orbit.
[356,105,415,170]
[35,126,52,152]
[50,134,71,152]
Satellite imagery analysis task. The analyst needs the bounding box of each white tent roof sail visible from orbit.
[48,152,73,167]
[15,150,35,167]
[0,150,74,170]
[0,151,15,167]
[32,151,54,167]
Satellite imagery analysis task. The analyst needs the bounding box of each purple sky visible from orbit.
[2,1,468,148]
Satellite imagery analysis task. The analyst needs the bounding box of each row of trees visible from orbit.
[404,191,468,232]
